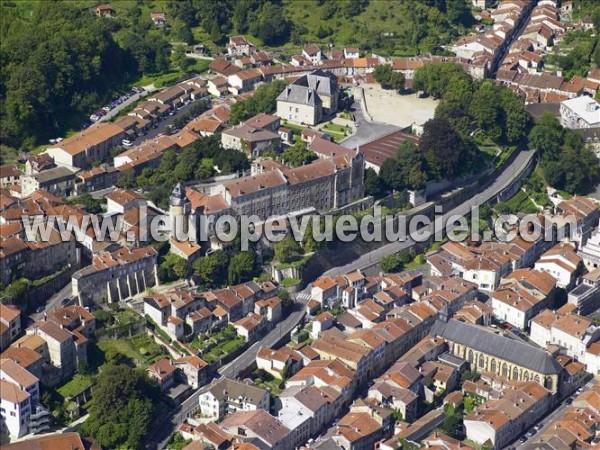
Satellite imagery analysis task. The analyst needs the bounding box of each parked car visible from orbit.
[121,139,133,147]
[90,114,100,122]
[49,138,57,144]
[36,306,45,314]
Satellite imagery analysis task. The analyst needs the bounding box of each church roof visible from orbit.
[431,319,563,375]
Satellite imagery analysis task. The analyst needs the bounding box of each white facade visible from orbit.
[560,97,600,129]
[463,268,502,292]
[491,297,529,329]
[534,260,576,289]
[0,381,31,438]
[529,320,553,348]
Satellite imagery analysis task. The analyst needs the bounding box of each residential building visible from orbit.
[530,310,600,371]
[147,358,177,391]
[278,385,334,446]
[0,305,21,352]
[491,269,556,329]
[302,44,322,64]
[227,36,254,56]
[256,347,302,379]
[74,164,119,194]
[579,226,600,271]
[44,123,126,169]
[47,305,96,338]
[20,166,77,198]
[0,165,22,188]
[560,96,600,129]
[1,358,39,409]
[276,70,340,125]
[464,381,553,449]
[535,243,582,289]
[233,313,265,341]
[228,68,263,94]
[568,268,600,315]
[198,377,269,421]
[219,409,291,450]
[330,403,389,450]
[254,296,282,322]
[311,333,374,384]
[0,379,31,438]
[221,123,280,157]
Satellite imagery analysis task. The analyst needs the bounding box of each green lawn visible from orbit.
[502,189,539,214]
[280,277,300,287]
[189,324,245,364]
[57,374,93,399]
[130,59,211,88]
[97,333,167,367]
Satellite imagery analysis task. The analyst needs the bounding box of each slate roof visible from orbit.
[431,319,563,375]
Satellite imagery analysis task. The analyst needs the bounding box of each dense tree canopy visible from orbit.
[1,2,171,148]
[529,113,599,194]
[373,65,405,92]
[230,80,288,125]
[81,365,159,449]
[281,141,317,167]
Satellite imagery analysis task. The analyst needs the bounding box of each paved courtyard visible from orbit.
[362,85,438,129]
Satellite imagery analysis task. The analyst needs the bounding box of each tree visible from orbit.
[364,168,383,198]
[159,253,189,282]
[257,3,290,46]
[373,65,405,92]
[500,88,530,144]
[274,235,304,263]
[227,251,255,285]
[281,141,317,167]
[1,279,29,305]
[470,81,502,141]
[380,253,402,273]
[413,63,471,98]
[192,251,228,288]
[419,118,467,180]
[528,113,564,162]
[230,80,288,125]
[81,365,158,450]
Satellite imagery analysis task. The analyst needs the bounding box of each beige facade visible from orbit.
[449,342,559,392]
[277,99,322,125]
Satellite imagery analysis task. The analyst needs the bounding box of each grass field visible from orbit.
[96,333,167,367]
[57,374,94,399]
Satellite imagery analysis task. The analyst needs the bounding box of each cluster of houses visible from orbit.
[172,250,594,449]
[143,280,281,343]
[0,304,96,438]
[171,194,599,448]
[526,380,600,449]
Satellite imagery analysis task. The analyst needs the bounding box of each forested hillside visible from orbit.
[0,0,474,149]
[1,1,171,148]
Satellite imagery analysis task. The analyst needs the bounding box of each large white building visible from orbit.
[560,96,600,129]
[197,377,269,421]
[276,70,340,125]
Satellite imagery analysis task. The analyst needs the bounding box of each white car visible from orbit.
[90,114,100,122]
[56,137,63,142]
[121,139,133,147]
